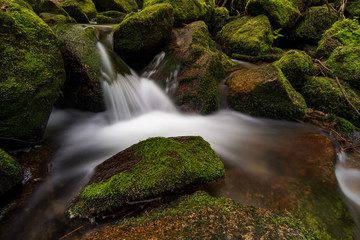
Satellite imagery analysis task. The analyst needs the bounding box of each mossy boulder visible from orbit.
[143,0,215,27]
[209,6,229,35]
[274,50,314,91]
[289,0,312,12]
[30,0,69,16]
[0,149,22,196]
[68,136,225,218]
[113,3,174,69]
[227,64,307,121]
[315,18,360,58]
[51,24,104,112]
[92,0,138,13]
[0,0,65,145]
[95,10,126,23]
[83,191,314,239]
[216,15,274,56]
[302,76,360,126]
[325,46,360,89]
[61,4,89,23]
[290,6,337,43]
[60,0,97,20]
[39,12,76,24]
[245,0,301,29]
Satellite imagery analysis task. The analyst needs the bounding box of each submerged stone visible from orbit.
[302,76,360,127]
[95,10,126,24]
[51,24,104,112]
[245,0,301,29]
[68,136,225,219]
[0,0,65,146]
[325,46,360,90]
[83,191,313,239]
[92,0,138,13]
[143,0,215,27]
[227,64,307,121]
[216,15,274,56]
[113,3,174,69]
[274,50,314,91]
[0,149,22,196]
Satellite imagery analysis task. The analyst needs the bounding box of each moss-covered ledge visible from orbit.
[68,136,225,219]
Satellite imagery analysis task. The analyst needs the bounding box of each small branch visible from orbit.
[126,196,161,205]
[221,0,227,7]
[58,225,84,240]
[335,77,360,117]
[0,136,40,144]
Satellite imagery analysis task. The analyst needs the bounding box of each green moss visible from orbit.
[302,76,360,126]
[316,18,360,58]
[39,12,76,24]
[216,15,274,56]
[60,0,97,19]
[246,0,301,28]
[209,6,229,34]
[292,6,337,43]
[68,137,225,218]
[274,50,314,91]
[143,0,215,27]
[346,0,360,19]
[0,149,22,195]
[325,46,360,89]
[232,53,282,62]
[95,11,126,23]
[93,0,138,13]
[0,0,65,143]
[33,0,70,17]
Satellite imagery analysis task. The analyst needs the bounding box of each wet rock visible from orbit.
[95,10,126,24]
[68,136,225,219]
[82,191,313,239]
[0,149,22,196]
[0,0,65,146]
[143,0,215,27]
[51,24,105,112]
[92,0,138,13]
[227,64,307,121]
[325,46,360,89]
[245,0,301,29]
[302,76,360,127]
[216,15,274,57]
[315,18,360,58]
[113,3,174,69]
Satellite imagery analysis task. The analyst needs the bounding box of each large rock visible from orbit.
[227,64,307,120]
[325,46,360,89]
[143,0,215,27]
[245,0,301,29]
[60,0,97,20]
[290,6,337,43]
[0,149,22,196]
[302,76,360,126]
[0,0,65,146]
[68,136,225,218]
[95,10,126,24]
[216,15,274,56]
[51,24,105,112]
[274,50,314,91]
[315,18,360,58]
[92,0,138,13]
[113,3,174,69]
[83,191,314,239]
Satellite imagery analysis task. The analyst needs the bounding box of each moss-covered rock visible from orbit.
[60,0,97,20]
[302,76,360,126]
[290,6,337,43]
[51,24,104,112]
[346,0,360,18]
[245,0,301,29]
[39,12,76,24]
[31,0,70,16]
[113,3,174,69]
[83,191,314,239]
[227,64,307,121]
[143,0,215,27]
[315,18,360,58]
[92,0,138,13]
[325,46,360,89]
[68,136,225,218]
[274,50,314,91]
[209,6,229,35]
[289,0,312,12]
[0,0,65,145]
[216,15,274,56]
[61,4,89,23]
[0,149,22,196]
[95,10,126,23]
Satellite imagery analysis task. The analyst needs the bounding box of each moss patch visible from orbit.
[0,0,65,143]
[216,15,274,56]
[39,12,76,24]
[95,10,126,24]
[92,0,138,13]
[0,149,22,196]
[60,0,97,20]
[68,136,225,219]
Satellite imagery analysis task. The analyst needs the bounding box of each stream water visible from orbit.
[2,25,360,239]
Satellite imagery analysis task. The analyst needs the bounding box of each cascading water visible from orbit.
[2,25,360,239]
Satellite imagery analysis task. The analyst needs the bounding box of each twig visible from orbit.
[126,196,161,205]
[58,225,84,240]
[314,59,334,74]
[0,136,40,144]
[335,77,360,117]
